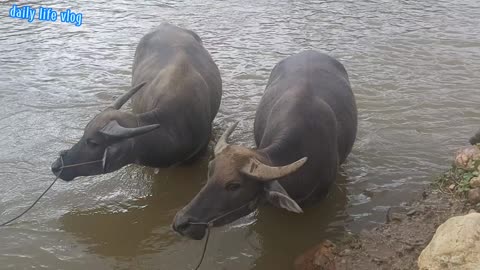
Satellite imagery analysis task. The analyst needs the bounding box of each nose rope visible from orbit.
[1,154,108,227]
[192,226,211,270]
[59,159,103,169]
[187,196,259,270]
[0,156,65,227]
[56,147,108,173]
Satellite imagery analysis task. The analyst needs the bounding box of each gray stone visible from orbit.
[418,213,480,270]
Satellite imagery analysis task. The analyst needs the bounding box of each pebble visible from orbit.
[470,176,480,188]
[371,257,384,265]
[467,188,480,204]
[406,209,416,216]
[404,244,415,252]
[340,248,351,256]
[294,240,336,270]
[391,213,403,222]
[396,248,404,257]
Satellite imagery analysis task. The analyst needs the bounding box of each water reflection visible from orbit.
[60,156,208,258]
[58,155,349,269]
[1,0,480,268]
[252,173,348,270]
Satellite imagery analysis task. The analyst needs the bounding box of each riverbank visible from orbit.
[334,185,470,270]
[295,145,480,270]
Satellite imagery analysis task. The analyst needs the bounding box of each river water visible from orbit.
[0,0,479,269]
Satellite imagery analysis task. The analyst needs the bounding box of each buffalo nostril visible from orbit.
[174,220,191,233]
[173,213,194,233]
[172,215,207,240]
[51,160,62,173]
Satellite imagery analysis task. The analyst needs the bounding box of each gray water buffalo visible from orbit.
[173,50,357,240]
[51,23,222,181]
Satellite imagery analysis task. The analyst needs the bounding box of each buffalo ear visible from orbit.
[264,180,303,213]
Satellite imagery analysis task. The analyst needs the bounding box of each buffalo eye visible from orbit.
[225,182,241,192]
[86,139,99,147]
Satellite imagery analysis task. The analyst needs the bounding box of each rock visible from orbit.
[448,184,456,191]
[391,213,403,222]
[294,240,337,270]
[418,213,480,270]
[349,240,362,249]
[406,209,417,216]
[371,257,384,265]
[454,145,480,170]
[339,248,351,256]
[470,176,480,188]
[396,248,404,257]
[467,188,480,204]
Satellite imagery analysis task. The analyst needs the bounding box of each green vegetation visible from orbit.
[436,144,480,196]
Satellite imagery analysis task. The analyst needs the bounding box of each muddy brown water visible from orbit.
[0,0,479,269]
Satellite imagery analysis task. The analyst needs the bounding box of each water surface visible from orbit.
[1,0,479,269]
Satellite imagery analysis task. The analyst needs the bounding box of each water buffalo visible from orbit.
[173,50,357,240]
[51,23,222,181]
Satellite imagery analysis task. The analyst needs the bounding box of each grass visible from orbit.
[435,144,480,196]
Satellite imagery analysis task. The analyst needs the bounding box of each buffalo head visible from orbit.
[172,122,307,240]
[51,82,160,181]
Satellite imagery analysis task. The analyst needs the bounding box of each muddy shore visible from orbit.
[296,183,473,270]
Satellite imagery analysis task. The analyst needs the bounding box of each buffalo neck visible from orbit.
[253,148,276,167]
[132,109,183,167]
[256,129,303,167]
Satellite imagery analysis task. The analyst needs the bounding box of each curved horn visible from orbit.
[99,120,160,139]
[214,121,239,155]
[240,157,308,181]
[111,82,147,109]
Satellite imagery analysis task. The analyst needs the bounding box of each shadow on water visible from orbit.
[58,153,350,269]
[251,172,349,270]
[59,155,210,258]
